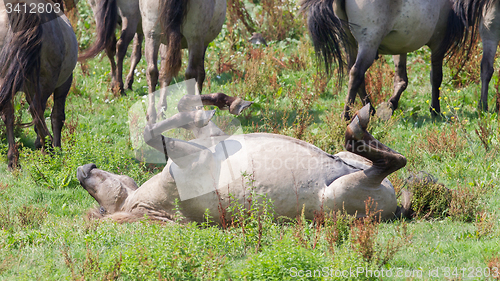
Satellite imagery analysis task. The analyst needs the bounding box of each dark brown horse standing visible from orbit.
[0,0,78,170]
[301,0,488,120]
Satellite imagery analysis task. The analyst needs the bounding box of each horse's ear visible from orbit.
[357,103,371,129]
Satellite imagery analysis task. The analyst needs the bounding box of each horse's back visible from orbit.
[344,0,450,54]
[0,0,77,87]
[140,0,226,46]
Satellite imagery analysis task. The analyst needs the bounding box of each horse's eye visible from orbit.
[99,206,106,215]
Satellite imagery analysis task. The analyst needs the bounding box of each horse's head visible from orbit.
[77,164,138,214]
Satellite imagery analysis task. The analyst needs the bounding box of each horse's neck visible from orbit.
[122,172,174,212]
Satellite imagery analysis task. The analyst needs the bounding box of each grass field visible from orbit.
[1,1,500,280]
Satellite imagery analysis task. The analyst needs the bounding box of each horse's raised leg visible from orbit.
[143,110,216,167]
[479,37,499,112]
[343,47,378,120]
[178,93,253,115]
[144,35,161,124]
[105,35,118,93]
[429,54,444,117]
[51,74,72,148]
[344,104,407,179]
[325,104,406,218]
[1,102,18,170]
[125,32,144,90]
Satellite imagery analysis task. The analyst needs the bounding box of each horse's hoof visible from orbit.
[376,102,394,121]
[229,98,253,115]
[125,78,134,91]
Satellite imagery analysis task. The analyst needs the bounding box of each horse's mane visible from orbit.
[86,207,175,224]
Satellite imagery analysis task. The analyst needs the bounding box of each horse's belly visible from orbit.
[378,1,442,54]
[346,0,445,54]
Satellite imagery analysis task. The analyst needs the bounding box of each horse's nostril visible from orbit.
[83,163,97,174]
[78,163,97,181]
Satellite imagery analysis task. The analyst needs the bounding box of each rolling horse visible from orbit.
[301,0,488,120]
[0,0,78,169]
[77,101,411,223]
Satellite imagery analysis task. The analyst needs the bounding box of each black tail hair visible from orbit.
[0,5,43,111]
[436,0,491,63]
[300,0,347,78]
[78,0,117,61]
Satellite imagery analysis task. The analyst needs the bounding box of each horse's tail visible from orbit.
[78,0,117,61]
[0,6,43,112]
[300,0,347,77]
[160,0,188,78]
[436,0,490,63]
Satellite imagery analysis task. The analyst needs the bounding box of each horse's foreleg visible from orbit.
[1,103,18,170]
[185,43,207,94]
[430,54,444,117]
[178,93,253,116]
[145,35,161,124]
[480,38,499,112]
[115,19,139,94]
[125,32,144,90]
[105,35,118,93]
[51,74,72,148]
[143,110,215,167]
[343,47,377,120]
[388,54,408,111]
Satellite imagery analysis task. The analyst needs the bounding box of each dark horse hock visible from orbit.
[301,0,489,120]
[0,0,78,170]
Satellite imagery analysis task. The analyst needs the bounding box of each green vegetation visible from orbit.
[1,0,499,279]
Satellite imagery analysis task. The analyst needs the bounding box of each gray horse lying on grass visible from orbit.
[77,97,410,223]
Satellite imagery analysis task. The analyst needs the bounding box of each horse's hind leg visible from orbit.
[480,36,499,111]
[51,74,72,148]
[125,32,144,90]
[115,18,140,94]
[1,103,19,170]
[344,104,407,182]
[105,35,118,93]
